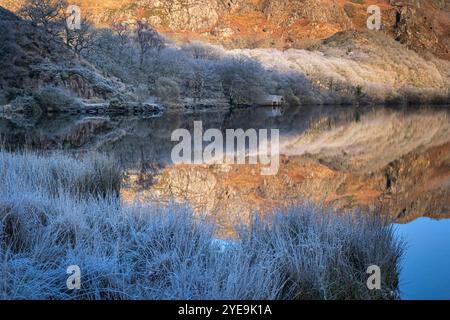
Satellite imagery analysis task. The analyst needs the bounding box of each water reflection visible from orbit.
[1,105,450,225]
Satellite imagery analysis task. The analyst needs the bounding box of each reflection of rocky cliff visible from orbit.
[120,107,450,235]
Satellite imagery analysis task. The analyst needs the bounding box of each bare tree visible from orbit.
[182,41,223,60]
[217,57,267,105]
[63,13,94,55]
[135,20,165,68]
[187,68,205,102]
[112,22,130,47]
[18,0,67,35]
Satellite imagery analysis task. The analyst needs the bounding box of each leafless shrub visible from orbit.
[135,20,165,68]
[154,77,181,103]
[33,86,81,112]
[18,0,67,36]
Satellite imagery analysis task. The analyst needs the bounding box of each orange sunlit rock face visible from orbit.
[1,0,449,59]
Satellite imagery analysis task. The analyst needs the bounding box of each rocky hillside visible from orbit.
[0,6,125,107]
[1,3,448,111]
[2,0,449,59]
[234,29,450,105]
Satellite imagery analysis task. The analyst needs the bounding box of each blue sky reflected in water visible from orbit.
[395,218,450,300]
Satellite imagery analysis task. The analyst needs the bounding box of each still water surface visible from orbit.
[396,218,450,300]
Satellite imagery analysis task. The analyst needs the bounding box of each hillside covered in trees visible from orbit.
[1,1,449,115]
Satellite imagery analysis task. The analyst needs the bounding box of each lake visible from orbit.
[396,218,450,300]
[1,104,450,298]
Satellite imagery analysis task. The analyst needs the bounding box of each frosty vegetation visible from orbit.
[0,150,403,300]
[88,28,450,106]
[2,0,448,109]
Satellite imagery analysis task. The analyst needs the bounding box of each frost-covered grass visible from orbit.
[0,151,121,198]
[0,151,403,300]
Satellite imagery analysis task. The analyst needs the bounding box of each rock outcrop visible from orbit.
[3,0,448,59]
[0,6,125,107]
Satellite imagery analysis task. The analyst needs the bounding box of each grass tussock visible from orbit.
[0,151,403,300]
[0,151,121,198]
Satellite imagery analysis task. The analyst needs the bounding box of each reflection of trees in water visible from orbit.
[1,105,448,169]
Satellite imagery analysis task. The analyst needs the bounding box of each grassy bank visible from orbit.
[0,151,403,299]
